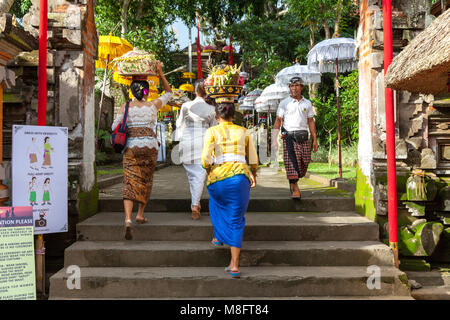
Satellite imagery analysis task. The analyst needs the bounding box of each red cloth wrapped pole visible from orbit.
[196,14,203,79]
[383,0,399,267]
[228,37,233,65]
[38,0,48,126]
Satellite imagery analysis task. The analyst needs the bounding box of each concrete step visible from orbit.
[411,286,450,300]
[76,212,379,242]
[98,197,355,213]
[49,266,410,299]
[64,240,394,268]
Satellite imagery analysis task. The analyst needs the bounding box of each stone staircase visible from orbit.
[49,195,411,299]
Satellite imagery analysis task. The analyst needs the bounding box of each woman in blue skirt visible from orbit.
[202,102,258,278]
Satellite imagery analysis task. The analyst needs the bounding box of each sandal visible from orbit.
[211,238,223,247]
[225,267,241,278]
[290,184,301,200]
[124,220,133,240]
[191,206,201,220]
[135,217,148,224]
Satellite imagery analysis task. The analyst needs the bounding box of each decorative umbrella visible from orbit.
[260,83,290,100]
[307,37,357,179]
[275,63,321,85]
[181,72,196,80]
[95,34,133,146]
[202,44,221,54]
[179,83,194,92]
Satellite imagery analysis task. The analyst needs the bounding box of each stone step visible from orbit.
[77,212,379,242]
[411,286,450,300]
[406,271,450,286]
[49,266,410,299]
[98,197,355,213]
[64,240,394,268]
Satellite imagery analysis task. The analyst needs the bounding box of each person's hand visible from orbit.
[312,139,319,153]
[156,61,164,76]
[250,173,257,188]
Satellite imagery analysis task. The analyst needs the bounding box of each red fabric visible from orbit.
[196,17,203,79]
[228,37,233,65]
[282,139,311,180]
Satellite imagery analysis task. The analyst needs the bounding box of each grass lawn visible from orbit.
[98,168,123,176]
[308,162,356,182]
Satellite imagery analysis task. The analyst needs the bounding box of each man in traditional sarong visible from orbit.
[272,77,318,199]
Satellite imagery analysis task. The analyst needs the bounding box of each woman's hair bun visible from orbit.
[130,80,150,101]
[215,103,235,120]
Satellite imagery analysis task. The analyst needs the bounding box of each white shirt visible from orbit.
[276,96,314,132]
[176,97,216,164]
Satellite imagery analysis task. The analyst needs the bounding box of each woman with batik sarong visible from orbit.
[202,103,258,278]
[42,137,54,168]
[176,80,216,220]
[111,62,172,240]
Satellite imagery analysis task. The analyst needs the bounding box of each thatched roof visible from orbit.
[385,8,450,94]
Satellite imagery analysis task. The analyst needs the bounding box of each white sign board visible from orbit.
[12,125,68,235]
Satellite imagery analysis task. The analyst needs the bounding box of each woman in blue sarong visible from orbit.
[202,102,258,278]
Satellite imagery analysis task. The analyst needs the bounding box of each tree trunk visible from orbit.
[137,0,145,20]
[332,0,343,38]
[121,0,132,38]
[0,0,14,13]
[308,24,315,50]
[323,22,331,39]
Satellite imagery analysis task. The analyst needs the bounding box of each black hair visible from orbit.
[194,79,206,97]
[215,103,235,120]
[44,137,49,143]
[44,178,50,184]
[130,80,150,101]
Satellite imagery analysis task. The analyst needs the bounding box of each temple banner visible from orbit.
[12,125,68,235]
[0,206,36,300]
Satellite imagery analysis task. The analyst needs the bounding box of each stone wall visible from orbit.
[3,0,99,261]
[356,0,449,268]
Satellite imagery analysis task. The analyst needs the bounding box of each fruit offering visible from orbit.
[204,63,243,86]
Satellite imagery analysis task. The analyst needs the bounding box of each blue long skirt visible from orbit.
[207,174,251,248]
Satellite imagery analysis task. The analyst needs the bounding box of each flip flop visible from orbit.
[225,267,241,278]
[211,238,223,247]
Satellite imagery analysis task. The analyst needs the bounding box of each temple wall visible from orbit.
[356,0,450,268]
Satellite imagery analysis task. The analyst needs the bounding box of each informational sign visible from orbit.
[12,125,68,235]
[0,206,36,300]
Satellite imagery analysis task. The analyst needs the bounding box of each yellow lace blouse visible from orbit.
[202,122,258,186]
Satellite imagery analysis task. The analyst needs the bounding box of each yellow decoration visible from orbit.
[113,73,160,87]
[96,34,133,69]
[181,72,196,79]
[179,83,194,92]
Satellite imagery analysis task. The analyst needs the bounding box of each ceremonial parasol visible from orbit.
[179,83,194,92]
[276,63,321,86]
[95,34,133,146]
[307,37,357,179]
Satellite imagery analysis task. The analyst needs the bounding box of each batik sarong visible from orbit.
[123,127,158,204]
[207,174,250,248]
[282,137,311,181]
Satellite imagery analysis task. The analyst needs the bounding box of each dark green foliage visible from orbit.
[9,0,32,18]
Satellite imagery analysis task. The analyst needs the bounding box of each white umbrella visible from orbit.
[260,83,290,100]
[246,88,263,100]
[307,38,357,73]
[307,37,357,180]
[276,63,322,85]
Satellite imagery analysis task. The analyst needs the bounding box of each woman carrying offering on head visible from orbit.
[202,101,258,278]
[111,62,172,240]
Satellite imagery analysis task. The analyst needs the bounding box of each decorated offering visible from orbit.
[204,64,244,103]
[111,48,161,77]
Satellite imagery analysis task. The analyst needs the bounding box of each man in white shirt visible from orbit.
[176,80,216,219]
[272,77,318,199]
